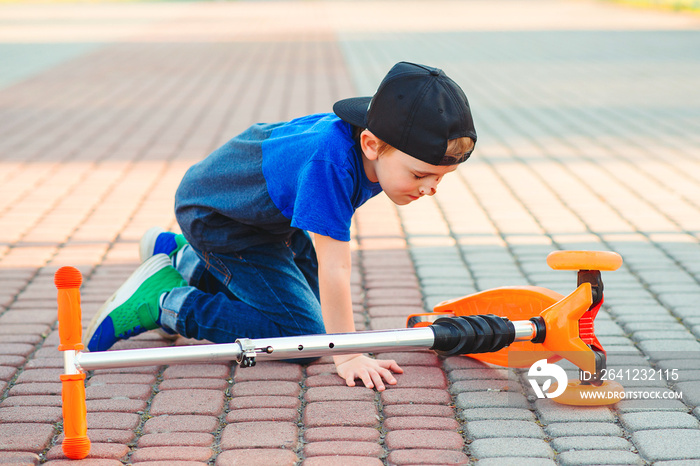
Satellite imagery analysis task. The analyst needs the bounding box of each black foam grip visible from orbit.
[430,315,516,356]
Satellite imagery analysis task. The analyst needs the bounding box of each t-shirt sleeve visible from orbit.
[291,159,354,241]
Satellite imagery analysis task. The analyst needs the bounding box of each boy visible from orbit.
[85,62,477,391]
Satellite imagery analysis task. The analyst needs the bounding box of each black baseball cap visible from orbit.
[333,61,476,166]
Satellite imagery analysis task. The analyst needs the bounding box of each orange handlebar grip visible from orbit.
[55,266,90,459]
[55,267,84,352]
[60,373,91,459]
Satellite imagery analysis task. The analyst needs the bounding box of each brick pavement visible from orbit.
[1,0,699,464]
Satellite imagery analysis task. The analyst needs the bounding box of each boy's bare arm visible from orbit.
[314,234,403,390]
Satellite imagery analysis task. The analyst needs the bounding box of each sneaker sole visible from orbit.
[139,226,166,262]
[84,254,173,350]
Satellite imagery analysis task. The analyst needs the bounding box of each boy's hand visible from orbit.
[334,354,403,391]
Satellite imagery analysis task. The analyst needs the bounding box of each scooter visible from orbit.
[54,249,623,459]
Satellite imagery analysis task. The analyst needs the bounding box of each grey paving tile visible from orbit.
[557,450,644,465]
[544,422,623,437]
[632,429,700,462]
[469,438,554,459]
[551,435,634,452]
[620,411,700,431]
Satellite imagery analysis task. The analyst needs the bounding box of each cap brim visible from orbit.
[333,96,372,128]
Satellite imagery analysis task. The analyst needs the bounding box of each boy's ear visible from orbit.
[360,130,380,161]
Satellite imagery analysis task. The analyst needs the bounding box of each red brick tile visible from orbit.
[24,358,62,369]
[229,396,300,410]
[159,378,228,391]
[370,317,408,330]
[1,396,60,409]
[87,412,140,430]
[0,325,50,337]
[305,386,375,402]
[220,422,298,450]
[232,361,303,382]
[303,440,384,457]
[150,389,224,416]
[46,443,129,461]
[0,406,62,423]
[383,416,460,431]
[162,364,231,379]
[137,432,214,448]
[0,451,40,465]
[0,355,26,367]
[230,381,300,397]
[380,389,450,405]
[386,449,469,466]
[303,401,379,428]
[87,373,157,385]
[85,384,152,401]
[143,415,218,434]
[305,363,335,376]
[302,458,383,466]
[8,383,62,397]
[390,367,447,389]
[225,407,298,423]
[15,369,63,384]
[384,430,464,451]
[383,405,454,418]
[57,429,135,444]
[215,449,298,466]
[0,423,56,452]
[305,374,346,388]
[0,334,43,345]
[304,426,381,442]
[129,446,213,462]
[86,399,147,413]
[374,351,439,367]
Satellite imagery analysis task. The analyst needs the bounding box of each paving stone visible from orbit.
[385,449,469,466]
[673,381,700,407]
[544,422,623,437]
[129,446,214,462]
[620,411,700,431]
[143,415,219,434]
[0,406,62,423]
[304,401,379,427]
[137,432,214,447]
[303,456,383,466]
[305,386,375,402]
[383,415,459,431]
[220,422,298,450]
[464,420,544,439]
[384,429,463,450]
[616,399,689,413]
[557,450,644,465]
[232,361,303,382]
[304,440,384,457]
[382,404,455,418]
[0,452,40,465]
[86,399,147,413]
[162,364,231,379]
[230,395,301,410]
[469,438,554,459]
[225,407,299,423]
[86,412,140,430]
[632,429,700,462]
[57,429,135,444]
[551,436,634,452]
[534,400,615,424]
[304,427,381,442]
[474,459,555,466]
[8,382,62,397]
[150,389,224,416]
[45,442,130,460]
[374,351,439,366]
[380,388,451,406]
[455,391,529,410]
[85,384,152,401]
[215,449,298,465]
[230,381,300,397]
[0,423,55,452]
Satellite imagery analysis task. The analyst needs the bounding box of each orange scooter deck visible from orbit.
[410,286,565,368]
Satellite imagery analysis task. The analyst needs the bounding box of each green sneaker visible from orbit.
[85,254,186,352]
[139,226,188,263]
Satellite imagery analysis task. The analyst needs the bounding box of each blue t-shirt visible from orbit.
[174,114,382,253]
